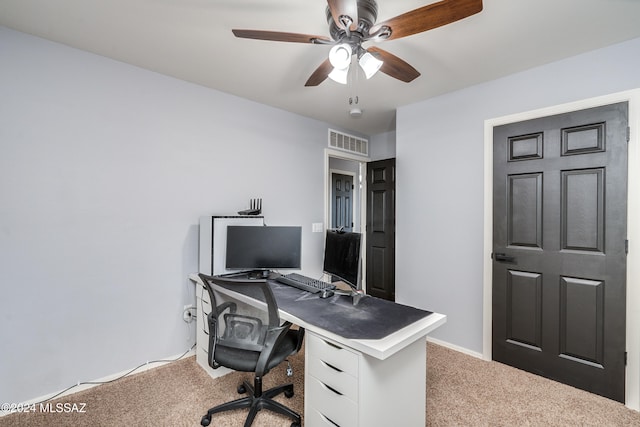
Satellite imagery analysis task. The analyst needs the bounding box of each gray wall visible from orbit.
[0,27,331,403]
[395,36,640,354]
[369,130,396,161]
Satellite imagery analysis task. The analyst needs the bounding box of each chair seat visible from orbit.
[214,329,299,373]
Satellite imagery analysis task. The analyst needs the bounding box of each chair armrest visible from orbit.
[255,322,293,377]
[206,301,237,332]
[206,312,220,368]
[216,301,237,315]
[206,301,237,369]
[294,327,305,353]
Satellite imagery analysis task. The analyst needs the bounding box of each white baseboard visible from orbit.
[426,336,485,360]
[1,347,196,418]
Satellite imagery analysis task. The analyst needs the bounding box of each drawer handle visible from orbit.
[325,341,343,350]
[323,361,343,373]
[323,382,343,396]
[320,413,340,426]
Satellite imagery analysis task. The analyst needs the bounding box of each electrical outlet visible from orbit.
[183,305,196,323]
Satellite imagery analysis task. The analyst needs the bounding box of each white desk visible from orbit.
[188,273,446,427]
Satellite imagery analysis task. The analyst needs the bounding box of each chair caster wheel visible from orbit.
[201,415,211,426]
[237,384,246,394]
[291,422,301,427]
[284,388,294,398]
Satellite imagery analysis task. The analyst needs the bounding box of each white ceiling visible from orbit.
[2,0,640,136]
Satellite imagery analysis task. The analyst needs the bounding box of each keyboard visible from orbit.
[275,273,336,294]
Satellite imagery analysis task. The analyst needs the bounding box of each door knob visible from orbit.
[493,253,516,263]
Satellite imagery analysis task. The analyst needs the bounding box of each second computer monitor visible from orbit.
[323,229,361,289]
[226,225,302,272]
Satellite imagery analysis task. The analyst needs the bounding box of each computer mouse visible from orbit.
[319,289,334,299]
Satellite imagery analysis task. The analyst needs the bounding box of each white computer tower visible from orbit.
[198,215,264,275]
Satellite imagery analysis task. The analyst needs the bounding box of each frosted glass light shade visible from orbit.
[359,51,383,79]
[329,44,352,69]
[328,66,349,84]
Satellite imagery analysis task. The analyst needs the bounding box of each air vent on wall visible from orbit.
[328,129,368,156]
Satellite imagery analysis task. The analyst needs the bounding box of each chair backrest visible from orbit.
[197,273,283,355]
[206,274,280,327]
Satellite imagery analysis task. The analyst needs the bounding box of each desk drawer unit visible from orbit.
[305,330,427,427]
[305,332,359,427]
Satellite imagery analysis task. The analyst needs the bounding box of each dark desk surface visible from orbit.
[213,275,432,341]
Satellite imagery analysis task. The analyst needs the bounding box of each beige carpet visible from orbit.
[2,342,639,426]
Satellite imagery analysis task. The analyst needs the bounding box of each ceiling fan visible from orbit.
[232,0,483,86]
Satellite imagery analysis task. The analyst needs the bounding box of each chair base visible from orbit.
[201,378,301,427]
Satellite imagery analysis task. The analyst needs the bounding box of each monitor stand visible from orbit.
[333,281,366,306]
[247,269,270,279]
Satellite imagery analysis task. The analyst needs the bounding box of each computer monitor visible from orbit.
[225,225,302,272]
[323,229,361,289]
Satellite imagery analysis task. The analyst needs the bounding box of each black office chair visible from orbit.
[197,273,304,427]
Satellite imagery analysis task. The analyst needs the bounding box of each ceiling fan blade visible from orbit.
[367,47,420,83]
[371,0,483,41]
[327,0,358,30]
[305,58,333,86]
[232,29,331,44]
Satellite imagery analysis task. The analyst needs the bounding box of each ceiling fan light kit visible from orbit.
[329,43,352,69]
[327,43,352,84]
[232,0,483,86]
[358,50,383,79]
[328,66,350,84]
[328,43,382,83]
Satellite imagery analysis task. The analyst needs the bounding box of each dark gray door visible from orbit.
[366,158,395,301]
[331,173,353,231]
[492,102,628,402]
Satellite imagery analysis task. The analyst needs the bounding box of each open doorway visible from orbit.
[329,168,357,231]
[324,149,369,289]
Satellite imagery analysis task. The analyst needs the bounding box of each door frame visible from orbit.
[482,89,640,410]
[324,148,369,290]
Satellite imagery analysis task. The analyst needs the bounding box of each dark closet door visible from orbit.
[492,102,628,402]
[366,158,395,301]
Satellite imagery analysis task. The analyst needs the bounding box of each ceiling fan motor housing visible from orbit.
[326,0,379,41]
